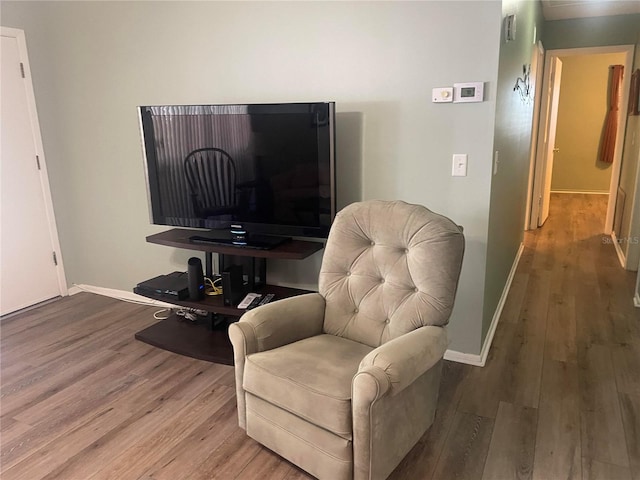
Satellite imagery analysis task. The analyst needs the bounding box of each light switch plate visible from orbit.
[452,154,467,177]
[432,87,453,103]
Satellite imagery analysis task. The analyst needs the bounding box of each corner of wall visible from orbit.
[483,0,543,342]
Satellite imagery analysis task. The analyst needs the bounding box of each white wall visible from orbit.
[1,1,502,355]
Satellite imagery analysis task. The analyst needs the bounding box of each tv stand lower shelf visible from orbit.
[134,284,312,365]
[135,314,235,365]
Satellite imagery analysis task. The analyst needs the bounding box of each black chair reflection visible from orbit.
[184,147,238,218]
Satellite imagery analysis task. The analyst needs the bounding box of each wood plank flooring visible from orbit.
[1,193,638,480]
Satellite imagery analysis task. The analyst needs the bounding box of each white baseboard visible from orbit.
[479,242,524,366]
[71,247,526,370]
[611,232,626,268]
[634,293,640,308]
[446,242,525,368]
[550,190,609,195]
[69,284,178,308]
[444,349,484,366]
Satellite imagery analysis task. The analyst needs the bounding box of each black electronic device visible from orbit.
[187,257,205,300]
[222,265,245,307]
[245,295,263,310]
[134,272,189,300]
[138,102,336,240]
[258,293,275,306]
[189,232,289,250]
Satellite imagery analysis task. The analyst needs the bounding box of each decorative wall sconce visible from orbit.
[514,64,532,103]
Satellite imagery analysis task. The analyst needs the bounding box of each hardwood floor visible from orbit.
[1,193,638,479]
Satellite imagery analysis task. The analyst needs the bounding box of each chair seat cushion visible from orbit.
[243,334,373,438]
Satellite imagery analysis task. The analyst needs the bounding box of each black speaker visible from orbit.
[187,257,205,301]
[222,264,244,306]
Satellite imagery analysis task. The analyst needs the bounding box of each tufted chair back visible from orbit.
[319,200,465,348]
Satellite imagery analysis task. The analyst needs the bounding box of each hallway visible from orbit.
[391,193,640,480]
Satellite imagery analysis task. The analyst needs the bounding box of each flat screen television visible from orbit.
[138,102,336,247]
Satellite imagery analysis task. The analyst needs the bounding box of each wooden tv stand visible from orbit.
[134,228,324,365]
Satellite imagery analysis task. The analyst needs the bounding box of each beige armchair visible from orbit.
[229,200,464,480]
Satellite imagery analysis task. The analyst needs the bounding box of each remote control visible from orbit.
[246,296,263,310]
[258,293,275,306]
[237,293,261,309]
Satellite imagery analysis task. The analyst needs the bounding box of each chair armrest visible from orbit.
[352,326,447,480]
[228,293,325,355]
[229,292,325,430]
[355,326,448,400]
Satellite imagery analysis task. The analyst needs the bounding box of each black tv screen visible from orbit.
[139,102,336,239]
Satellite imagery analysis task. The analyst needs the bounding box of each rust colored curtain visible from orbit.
[600,65,624,164]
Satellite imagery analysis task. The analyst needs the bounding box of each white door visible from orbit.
[539,57,563,225]
[531,56,563,227]
[525,41,545,230]
[1,29,65,315]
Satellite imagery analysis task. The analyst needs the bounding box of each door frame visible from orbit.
[1,27,67,300]
[527,44,634,232]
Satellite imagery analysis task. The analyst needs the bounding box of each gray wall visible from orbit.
[483,0,544,341]
[544,14,640,50]
[1,1,502,355]
[620,33,640,268]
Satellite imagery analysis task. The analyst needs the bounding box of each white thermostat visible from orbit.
[453,82,484,103]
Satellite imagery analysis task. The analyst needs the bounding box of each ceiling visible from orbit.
[541,0,640,21]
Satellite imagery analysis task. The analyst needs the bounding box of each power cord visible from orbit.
[151,274,222,322]
[153,308,172,320]
[176,307,209,322]
[205,276,223,296]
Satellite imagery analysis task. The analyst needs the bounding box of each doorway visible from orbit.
[551,53,625,195]
[1,27,67,316]
[528,45,634,236]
